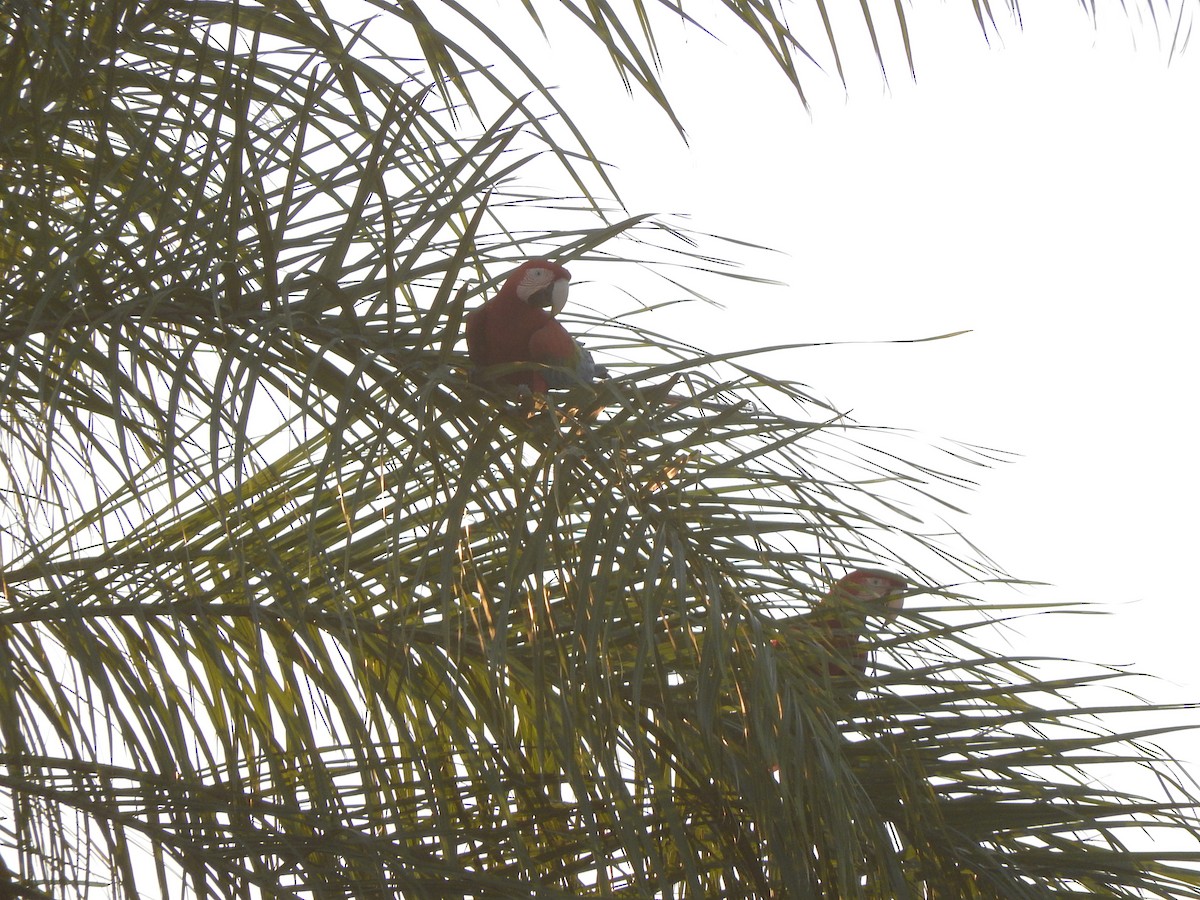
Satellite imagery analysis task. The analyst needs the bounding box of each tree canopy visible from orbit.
[1,1,1198,897]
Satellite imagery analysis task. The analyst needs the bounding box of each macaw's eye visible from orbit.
[528,268,546,279]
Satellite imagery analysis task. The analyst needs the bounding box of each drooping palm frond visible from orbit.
[6,336,1200,897]
[2,2,1198,899]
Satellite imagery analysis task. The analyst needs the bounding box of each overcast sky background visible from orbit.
[500,0,1200,738]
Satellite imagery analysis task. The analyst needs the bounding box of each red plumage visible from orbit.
[464,259,579,394]
[774,568,908,682]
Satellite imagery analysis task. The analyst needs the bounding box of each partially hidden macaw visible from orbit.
[464,258,606,394]
[772,568,908,686]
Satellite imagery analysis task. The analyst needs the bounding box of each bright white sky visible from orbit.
[521,1,1200,741]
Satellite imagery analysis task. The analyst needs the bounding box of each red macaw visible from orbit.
[773,568,908,684]
[464,258,605,394]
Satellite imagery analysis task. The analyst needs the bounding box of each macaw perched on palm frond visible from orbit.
[772,568,908,687]
[464,258,607,394]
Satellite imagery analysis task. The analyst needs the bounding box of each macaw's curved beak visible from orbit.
[531,278,569,315]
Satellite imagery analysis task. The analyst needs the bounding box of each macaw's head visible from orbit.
[501,258,572,315]
[833,568,909,616]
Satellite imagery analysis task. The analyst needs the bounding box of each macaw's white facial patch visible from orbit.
[515,269,543,299]
[516,265,568,307]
